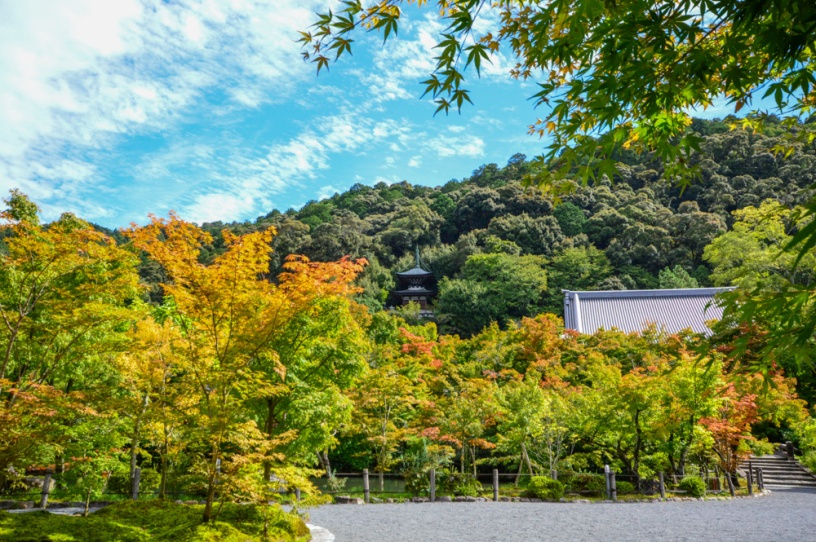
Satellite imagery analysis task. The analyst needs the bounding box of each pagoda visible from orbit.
[391,248,436,316]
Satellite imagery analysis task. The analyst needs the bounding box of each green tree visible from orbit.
[705,200,815,289]
[486,213,564,256]
[658,265,700,289]
[437,253,548,335]
[553,202,587,238]
[544,246,613,312]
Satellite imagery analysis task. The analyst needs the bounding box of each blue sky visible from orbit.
[1,1,742,228]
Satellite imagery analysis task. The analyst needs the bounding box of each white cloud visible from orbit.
[0,0,326,221]
[317,185,340,200]
[180,111,409,223]
[408,155,423,168]
[426,134,485,158]
[360,9,514,104]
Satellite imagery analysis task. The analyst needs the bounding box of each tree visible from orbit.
[705,200,816,289]
[544,246,613,312]
[127,215,288,521]
[699,384,758,484]
[553,202,587,238]
[436,253,548,335]
[486,213,564,256]
[0,193,140,480]
[302,0,816,189]
[260,255,369,476]
[114,308,194,498]
[436,377,498,475]
[495,373,571,478]
[349,336,422,490]
[658,265,699,289]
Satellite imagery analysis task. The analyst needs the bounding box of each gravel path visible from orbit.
[307,488,816,542]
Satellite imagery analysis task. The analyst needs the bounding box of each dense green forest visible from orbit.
[132,118,815,337]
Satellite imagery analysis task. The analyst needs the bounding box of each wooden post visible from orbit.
[363,469,370,504]
[131,467,141,500]
[746,463,753,496]
[429,469,436,502]
[493,469,499,502]
[757,468,764,491]
[658,472,665,500]
[604,465,611,500]
[610,471,617,502]
[40,470,53,509]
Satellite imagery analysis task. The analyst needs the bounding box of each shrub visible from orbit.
[525,476,564,501]
[326,475,347,493]
[678,476,706,498]
[437,471,482,496]
[748,438,776,457]
[615,481,635,494]
[453,479,482,497]
[563,473,605,494]
[403,469,430,496]
[802,452,816,474]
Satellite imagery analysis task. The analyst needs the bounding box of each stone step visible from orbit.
[748,465,811,471]
[746,466,814,474]
[764,481,816,488]
[758,478,816,486]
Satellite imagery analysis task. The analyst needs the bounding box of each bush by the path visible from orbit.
[0,500,310,542]
[525,477,564,501]
[678,477,707,498]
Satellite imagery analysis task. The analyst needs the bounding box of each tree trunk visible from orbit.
[83,487,92,517]
[159,450,167,500]
[203,446,219,522]
[379,469,384,492]
[203,480,215,522]
[633,409,642,487]
[130,393,149,488]
[521,442,534,476]
[320,451,332,477]
[514,455,523,487]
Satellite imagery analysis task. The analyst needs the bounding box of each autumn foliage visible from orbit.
[1,191,814,518]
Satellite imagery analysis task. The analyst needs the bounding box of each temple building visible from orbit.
[563,287,735,336]
[391,249,436,317]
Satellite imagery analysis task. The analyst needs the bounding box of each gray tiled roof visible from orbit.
[396,266,434,277]
[563,287,735,336]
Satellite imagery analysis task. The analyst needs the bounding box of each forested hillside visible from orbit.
[150,118,814,337]
[4,118,816,512]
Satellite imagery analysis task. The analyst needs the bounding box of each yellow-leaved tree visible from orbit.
[126,213,369,520]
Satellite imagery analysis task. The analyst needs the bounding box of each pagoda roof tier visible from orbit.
[392,288,436,296]
[396,266,434,278]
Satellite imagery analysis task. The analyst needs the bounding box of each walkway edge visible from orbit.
[307,523,335,542]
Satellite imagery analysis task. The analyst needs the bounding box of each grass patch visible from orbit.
[0,500,310,542]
